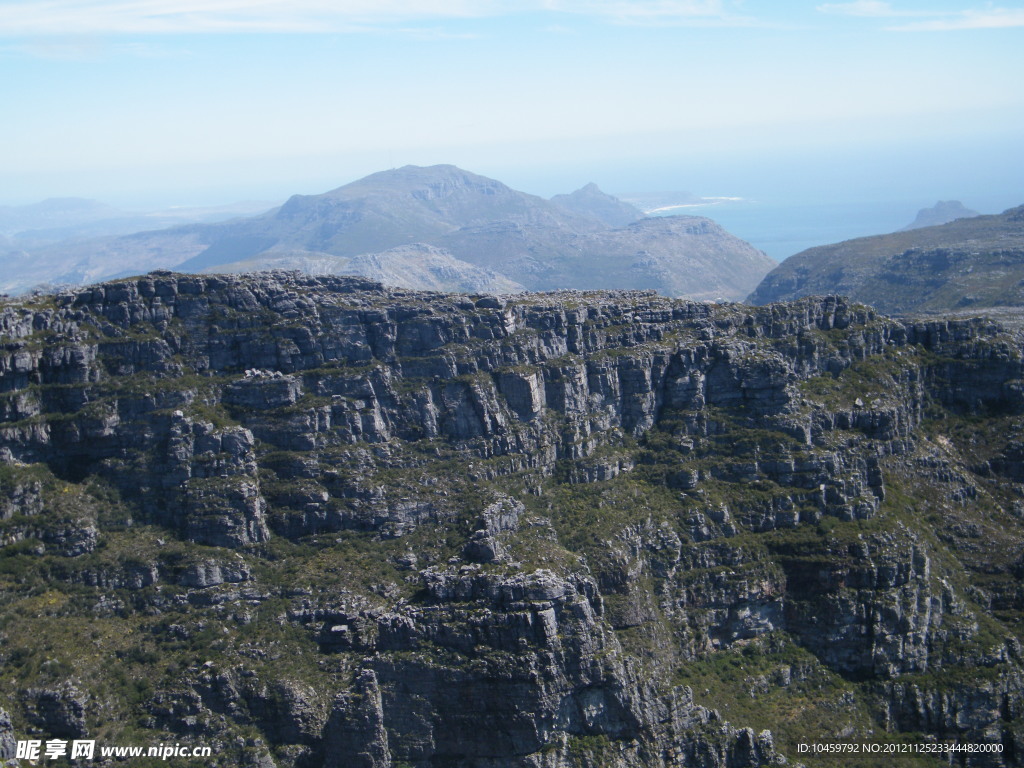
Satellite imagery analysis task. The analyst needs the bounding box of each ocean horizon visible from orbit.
[638,196,1015,266]
[643,198,993,263]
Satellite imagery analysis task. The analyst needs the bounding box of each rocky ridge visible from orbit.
[0,271,1023,766]
[749,204,1024,314]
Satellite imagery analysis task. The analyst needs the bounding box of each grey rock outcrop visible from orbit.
[0,709,16,765]
[23,683,89,739]
[322,670,391,768]
[462,496,523,563]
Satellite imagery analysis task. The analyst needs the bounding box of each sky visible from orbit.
[1,0,1022,211]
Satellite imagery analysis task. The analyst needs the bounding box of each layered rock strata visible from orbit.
[0,272,1022,766]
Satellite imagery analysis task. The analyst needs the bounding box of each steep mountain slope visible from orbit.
[11,166,774,300]
[749,204,1024,313]
[1,272,1023,767]
[436,214,773,299]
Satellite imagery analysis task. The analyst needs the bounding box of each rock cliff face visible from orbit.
[1,271,1023,767]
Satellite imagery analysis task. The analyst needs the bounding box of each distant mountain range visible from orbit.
[749,204,1024,314]
[0,197,273,246]
[2,165,775,300]
[0,197,124,236]
[899,200,980,231]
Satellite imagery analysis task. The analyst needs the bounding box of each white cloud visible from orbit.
[818,1,1024,29]
[815,1,949,17]
[888,7,1024,30]
[545,0,725,17]
[0,0,512,36]
[544,0,767,26]
[0,0,763,36]
[817,1,902,16]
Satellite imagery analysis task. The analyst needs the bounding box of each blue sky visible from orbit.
[1,0,1022,209]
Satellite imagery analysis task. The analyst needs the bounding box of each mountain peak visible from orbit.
[550,183,642,228]
[299,164,523,210]
[332,163,493,190]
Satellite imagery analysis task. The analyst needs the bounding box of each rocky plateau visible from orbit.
[0,271,1022,766]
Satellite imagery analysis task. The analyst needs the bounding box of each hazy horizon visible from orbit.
[1,0,1021,213]
[4,161,1016,265]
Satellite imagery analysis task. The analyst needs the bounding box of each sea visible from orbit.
[640,198,936,263]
